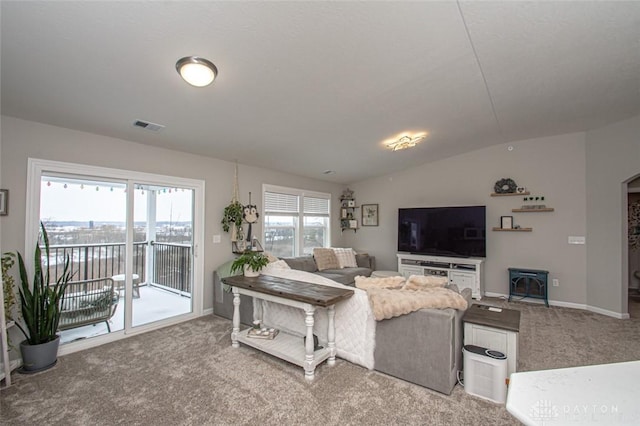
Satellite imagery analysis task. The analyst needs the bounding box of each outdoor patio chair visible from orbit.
[59,277,120,332]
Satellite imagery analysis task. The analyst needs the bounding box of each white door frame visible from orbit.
[26,158,205,355]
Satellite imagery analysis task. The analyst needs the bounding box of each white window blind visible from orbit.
[304,196,330,216]
[264,192,299,214]
[263,185,331,257]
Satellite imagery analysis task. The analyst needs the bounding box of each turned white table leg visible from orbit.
[253,297,263,325]
[231,287,240,348]
[304,306,316,380]
[327,305,336,366]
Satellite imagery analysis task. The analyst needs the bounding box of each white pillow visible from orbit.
[332,248,358,268]
[264,251,279,263]
[262,259,291,273]
[313,248,341,271]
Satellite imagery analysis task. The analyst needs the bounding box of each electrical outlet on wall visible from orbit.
[568,236,585,245]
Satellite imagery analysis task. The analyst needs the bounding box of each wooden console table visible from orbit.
[222,275,354,380]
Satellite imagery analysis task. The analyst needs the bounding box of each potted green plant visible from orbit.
[2,252,17,323]
[14,222,73,373]
[221,200,244,240]
[230,251,269,277]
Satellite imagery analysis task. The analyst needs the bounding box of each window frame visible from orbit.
[262,184,331,257]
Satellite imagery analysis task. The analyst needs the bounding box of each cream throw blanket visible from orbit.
[355,274,468,320]
[365,287,468,321]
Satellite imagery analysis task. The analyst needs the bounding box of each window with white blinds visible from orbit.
[304,196,330,216]
[264,191,298,214]
[263,185,331,257]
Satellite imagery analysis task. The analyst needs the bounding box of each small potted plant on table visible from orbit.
[230,251,269,277]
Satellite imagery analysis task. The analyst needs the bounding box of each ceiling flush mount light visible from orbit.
[385,134,427,152]
[176,56,218,87]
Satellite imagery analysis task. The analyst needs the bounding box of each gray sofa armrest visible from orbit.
[213,270,254,325]
[374,299,469,395]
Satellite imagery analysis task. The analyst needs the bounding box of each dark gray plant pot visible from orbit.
[19,335,60,373]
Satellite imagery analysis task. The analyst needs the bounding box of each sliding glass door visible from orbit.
[131,184,193,328]
[29,159,203,350]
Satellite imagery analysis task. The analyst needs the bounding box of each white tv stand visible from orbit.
[397,253,485,299]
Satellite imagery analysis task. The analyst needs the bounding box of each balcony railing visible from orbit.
[153,242,192,294]
[45,241,191,295]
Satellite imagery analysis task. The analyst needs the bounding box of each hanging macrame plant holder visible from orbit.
[231,163,241,242]
[230,220,239,242]
[222,162,244,242]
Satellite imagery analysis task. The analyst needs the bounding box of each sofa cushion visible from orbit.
[318,267,373,286]
[313,248,340,271]
[332,248,358,268]
[315,271,353,286]
[355,253,373,269]
[282,256,318,272]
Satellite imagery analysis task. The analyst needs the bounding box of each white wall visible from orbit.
[0,116,344,311]
[585,114,640,315]
[5,113,638,316]
[343,133,588,306]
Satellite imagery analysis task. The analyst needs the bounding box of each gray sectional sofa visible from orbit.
[212,253,470,395]
[212,253,375,323]
[280,253,376,286]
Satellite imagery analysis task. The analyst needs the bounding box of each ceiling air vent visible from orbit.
[133,119,165,132]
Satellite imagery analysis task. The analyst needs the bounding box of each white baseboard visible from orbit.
[586,305,630,319]
[59,310,213,356]
[483,291,628,319]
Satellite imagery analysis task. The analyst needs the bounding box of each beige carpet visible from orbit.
[2,298,640,425]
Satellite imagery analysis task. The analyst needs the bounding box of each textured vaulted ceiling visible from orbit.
[2,1,639,184]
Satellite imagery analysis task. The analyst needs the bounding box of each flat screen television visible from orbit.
[398,206,486,258]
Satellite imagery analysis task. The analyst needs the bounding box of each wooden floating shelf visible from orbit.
[490,192,530,197]
[512,208,555,212]
[492,227,533,232]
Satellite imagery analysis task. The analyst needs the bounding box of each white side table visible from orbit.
[463,304,520,378]
[111,273,141,298]
[371,270,402,278]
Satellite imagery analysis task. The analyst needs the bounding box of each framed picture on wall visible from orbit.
[0,189,8,215]
[501,215,513,229]
[362,204,379,226]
